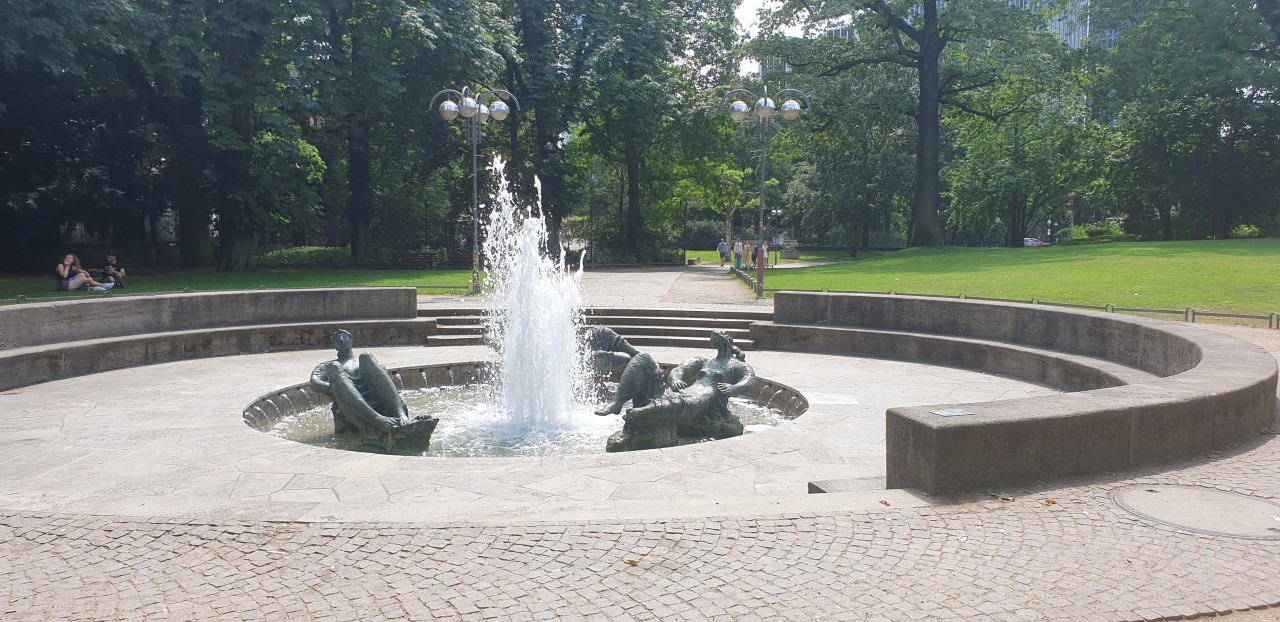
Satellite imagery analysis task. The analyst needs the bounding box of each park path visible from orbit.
[419,264,769,310]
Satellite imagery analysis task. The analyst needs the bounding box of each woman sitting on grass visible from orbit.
[55,253,110,292]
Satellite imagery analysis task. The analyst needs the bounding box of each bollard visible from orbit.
[182,287,192,293]
[1185,308,1196,323]
[959,292,967,299]
[16,295,26,304]
[1270,312,1279,330]
[1105,304,1114,313]
[889,289,897,295]
[1031,297,1040,305]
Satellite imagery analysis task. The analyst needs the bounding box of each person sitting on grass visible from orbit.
[101,250,127,289]
[55,253,111,292]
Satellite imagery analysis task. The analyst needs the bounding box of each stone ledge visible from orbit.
[751,322,1154,391]
[756,292,1278,494]
[0,318,438,392]
[0,288,425,392]
[0,287,418,350]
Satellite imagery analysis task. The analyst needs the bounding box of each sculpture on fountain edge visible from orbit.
[309,330,438,452]
[588,328,756,452]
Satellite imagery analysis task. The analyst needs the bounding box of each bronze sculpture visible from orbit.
[309,330,438,452]
[596,330,756,452]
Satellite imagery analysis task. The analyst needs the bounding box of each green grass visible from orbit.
[0,268,473,302]
[686,249,855,264]
[762,239,1280,316]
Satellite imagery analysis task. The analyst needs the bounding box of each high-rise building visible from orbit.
[1013,0,1092,48]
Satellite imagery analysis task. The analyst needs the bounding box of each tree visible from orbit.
[763,0,1044,246]
[780,63,915,250]
[946,53,1091,247]
[1090,0,1280,239]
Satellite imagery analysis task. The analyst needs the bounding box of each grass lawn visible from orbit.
[763,239,1280,316]
[0,268,473,302]
[686,249,854,265]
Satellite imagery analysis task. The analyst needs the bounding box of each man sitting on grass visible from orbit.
[101,250,127,289]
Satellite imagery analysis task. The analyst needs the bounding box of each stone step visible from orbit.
[434,325,484,336]
[807,477,886,494]
[608,325,752,340]
[584,315,754,329]
[419,307,485,318]
[433,315,484,326]
[428,335,485,347]
[623,335,756,351]
[586,307,772,321]
[419,306,775,323]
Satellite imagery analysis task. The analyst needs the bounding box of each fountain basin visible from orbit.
[244,361,809,458]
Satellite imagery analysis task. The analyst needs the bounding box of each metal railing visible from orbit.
[763,287,1280,329]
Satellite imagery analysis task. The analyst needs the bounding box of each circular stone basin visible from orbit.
[1113,485,1280,540]
[244,362,808,458]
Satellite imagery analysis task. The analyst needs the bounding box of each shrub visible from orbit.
[1084,220,1124,238]
[1061,225,1089,240]
[258,246,353,268]
[1230,223,1261,239]
[683,219,726,251]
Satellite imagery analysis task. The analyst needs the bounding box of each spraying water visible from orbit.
[480,156,591,430]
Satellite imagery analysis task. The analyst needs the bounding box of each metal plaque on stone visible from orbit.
[930,408,975,417]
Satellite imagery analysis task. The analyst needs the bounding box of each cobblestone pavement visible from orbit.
[3,433,1280,622]
[3,289,1280,619]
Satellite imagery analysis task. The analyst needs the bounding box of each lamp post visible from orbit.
[429,86,520,294]
[719,85,810,298]
[770,207,782,267]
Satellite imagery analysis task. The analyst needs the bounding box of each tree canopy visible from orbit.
[1,0,1277,272]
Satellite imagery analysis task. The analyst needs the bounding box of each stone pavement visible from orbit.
[2,267,1280,621]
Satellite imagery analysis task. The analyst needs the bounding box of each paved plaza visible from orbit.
[2,267,1280,621]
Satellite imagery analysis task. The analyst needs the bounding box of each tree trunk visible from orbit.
[724,208,735,244]
[909,4,944,247]
[1159,204,1173,241]
[347,114,374,262]
[623,136,642,255]
[172,76,215,267]
[217,228,257,271]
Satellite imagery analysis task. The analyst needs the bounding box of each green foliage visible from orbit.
[1231,224,1261,239]
[684,220,726,251]
[1090,0,1280,240]
[1063,220,1125,240]
[257,246,354,269]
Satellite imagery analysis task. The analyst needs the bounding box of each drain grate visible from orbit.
[1112,485,1280,540]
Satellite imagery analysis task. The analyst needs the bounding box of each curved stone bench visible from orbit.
[0,288,432,392]
[751,292,1278,494]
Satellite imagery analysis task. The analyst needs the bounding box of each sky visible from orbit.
[734,0,805,74]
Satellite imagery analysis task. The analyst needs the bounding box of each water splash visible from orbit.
[481,156,590,431]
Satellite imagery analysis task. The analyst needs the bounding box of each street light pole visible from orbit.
[719,85,810,298]
[429,86,520,294]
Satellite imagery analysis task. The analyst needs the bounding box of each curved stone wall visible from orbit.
[752,292,1278,494]
[0,288,431,392]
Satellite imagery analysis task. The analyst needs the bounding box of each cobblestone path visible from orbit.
[3,430,1279,621]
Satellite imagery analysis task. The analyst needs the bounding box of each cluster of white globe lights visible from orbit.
[436,93,512,124]
[726,95,805,120]
[430,90,801,123]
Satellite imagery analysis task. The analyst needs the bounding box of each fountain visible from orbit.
[272,157,799,456]
[479,157,591,429]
